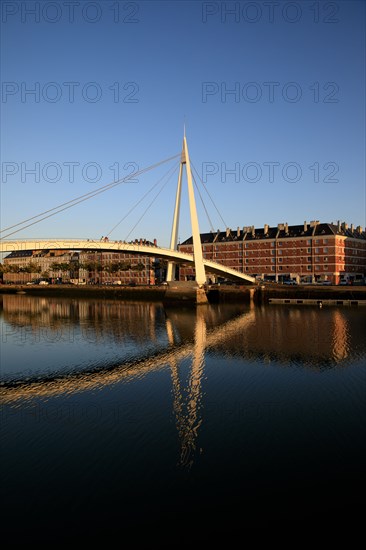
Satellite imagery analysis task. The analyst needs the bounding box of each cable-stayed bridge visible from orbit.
[0,132,256,295]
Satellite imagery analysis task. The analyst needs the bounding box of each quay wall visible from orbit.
[0,284,365,304]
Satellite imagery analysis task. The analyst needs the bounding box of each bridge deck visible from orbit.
[0,239,256,283]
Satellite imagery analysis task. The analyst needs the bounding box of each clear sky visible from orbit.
[1,0,365,247]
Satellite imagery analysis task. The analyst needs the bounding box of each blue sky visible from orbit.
[1,0,365,247]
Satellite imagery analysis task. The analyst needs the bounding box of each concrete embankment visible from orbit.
[257,284,366,303]
[0,284,166,301]
[208,284,366,304]
[0,283,365,305]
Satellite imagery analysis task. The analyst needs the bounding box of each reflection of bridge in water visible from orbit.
[1,301,255,467]
[1,296,362,467]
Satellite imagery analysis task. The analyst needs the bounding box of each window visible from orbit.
[315,248,319,253]
[271,250,275,255]
[271,267,275,271]
[245,259,249,264]
[271,242,275,248]
[278,250,282,255]
[307,266,311,270]
[245,244,249,248]
[279,266,282,271]
[315,266,319,271]
[271,259,275,264]
[315,257,319,262]
[324,257,328,262]
[315,239,319,244]
[307,257,311,262]
[279,258,282,263]
[306,240,311,245]
[323,239,328,244]
[324,247,328,253]
[307,248,311,253]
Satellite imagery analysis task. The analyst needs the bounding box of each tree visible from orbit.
[50,262,62,273]
[118,261,132,271]
[29,262,41,275]
[69,260,80,279]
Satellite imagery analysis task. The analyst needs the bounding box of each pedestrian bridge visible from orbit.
[0,134,258,288]
[0,239,256,284]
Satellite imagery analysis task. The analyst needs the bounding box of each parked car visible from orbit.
[283,280,297,285]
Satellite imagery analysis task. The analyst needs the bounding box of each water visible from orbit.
[1,294,365,539]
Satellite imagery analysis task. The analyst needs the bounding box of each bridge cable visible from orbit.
[105,161,180,238]
[0,153,180,239]
[124,163,180,241]
[191,161,227,229]
[191,171,215,233]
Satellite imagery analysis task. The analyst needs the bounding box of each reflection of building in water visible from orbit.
[1,294,162,344]
[331,309,349,362]
[209,307,353,366]
[2,297,361,372]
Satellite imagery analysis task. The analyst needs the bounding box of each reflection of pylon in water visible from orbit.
[168,310,206,468]
[171,365,203,469]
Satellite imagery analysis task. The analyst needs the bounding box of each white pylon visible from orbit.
[166,133,206,286]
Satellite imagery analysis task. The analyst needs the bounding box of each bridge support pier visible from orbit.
[163,281,208,305]
[196,286,209,305]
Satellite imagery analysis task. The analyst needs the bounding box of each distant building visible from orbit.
[2,249,78,284]
[2,241,158,285]
[178,221,366,285]
[79,250,156,285]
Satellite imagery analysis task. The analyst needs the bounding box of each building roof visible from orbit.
[4,249,78,260]
[4,250,33,259]
[180,222,366,245]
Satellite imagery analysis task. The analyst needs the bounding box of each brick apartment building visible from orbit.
[178,221,366,285]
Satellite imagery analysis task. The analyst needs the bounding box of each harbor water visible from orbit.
[1,294,365,539]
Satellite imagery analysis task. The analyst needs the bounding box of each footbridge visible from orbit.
[1,131,257,293]
[0,239,256,284]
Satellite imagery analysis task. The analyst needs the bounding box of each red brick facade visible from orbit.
[178,221,366,284]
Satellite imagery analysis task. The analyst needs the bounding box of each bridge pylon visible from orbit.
[166,132,206,287]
